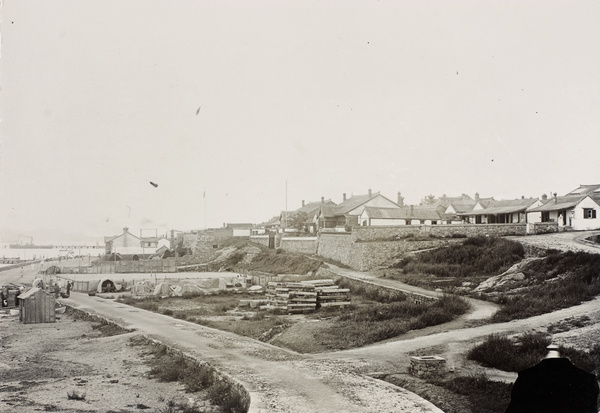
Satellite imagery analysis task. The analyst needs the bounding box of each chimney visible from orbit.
[123,227,129,234]
[475,192,480,201]
[368,188,372,197]
[302,200,305,207]
[343,193,347,201]
[321,196,324,204]
[554,193,558,203]
[397,192,404,207]
[521,195,525,199]
[542,193,548,201]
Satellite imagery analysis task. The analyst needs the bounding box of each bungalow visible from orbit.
[318,190,400,230]
[360,205,442,226]
[462,198,543,224]
[281,198,336,233]
[527,193,600,230]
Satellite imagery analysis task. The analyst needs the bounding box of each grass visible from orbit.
[391,236,525,278]
[492,251,600,321]
[141,340,247,412]
[433,373,513,413]
[317,295,469,350]
[240,249,323,274]
[468,332,600,374]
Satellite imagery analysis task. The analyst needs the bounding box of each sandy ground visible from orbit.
[0,310,215,413]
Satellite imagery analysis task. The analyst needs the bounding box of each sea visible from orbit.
[0,243,104,262]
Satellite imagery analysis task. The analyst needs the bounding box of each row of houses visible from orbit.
[104,184,600,255]
[271,184,600,233]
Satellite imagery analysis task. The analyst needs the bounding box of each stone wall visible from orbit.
[349,239,451,271]
[409,356,447,378]
[337,275,437,304]
[249,235,270,248]
[279,237,318,255]
[317,232,353,265]
[353,223,526,242]
[527,222,558,235]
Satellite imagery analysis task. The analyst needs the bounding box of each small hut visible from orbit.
[19,287,56,324]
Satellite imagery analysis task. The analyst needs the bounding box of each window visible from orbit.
[583,208,597,219]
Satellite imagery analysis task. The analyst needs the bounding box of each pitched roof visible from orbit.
[468,198,540,215]
[528,195,592,212]
[566,184,600,196]
[364,206,441,221]
[447,199,479,214]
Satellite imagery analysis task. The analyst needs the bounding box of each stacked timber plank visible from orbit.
[261,279,350,313]
[302,279,351,309]
[264,282,317,313]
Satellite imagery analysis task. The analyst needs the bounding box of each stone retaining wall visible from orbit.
[279,237,318,255]
[409,356,447,378]
[352,223,526,242]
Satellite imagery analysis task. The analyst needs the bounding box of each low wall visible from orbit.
[336,274,437,304]
[527,222,559,235]
[65,306,251,412]
[249,235,270,248]
[352,223,526,242]
[279,237,318,255]
[348,239,451,271]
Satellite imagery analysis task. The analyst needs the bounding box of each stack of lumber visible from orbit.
[302,279,351,308]
[263,282,318,313]
[261,279,351,313]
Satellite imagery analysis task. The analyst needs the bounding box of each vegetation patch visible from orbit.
[391,236,525,278]
[468,332,600,374]
[492,251,600,321]
[138,339,247,412]
[316,295,469,350]
[239,249,323,275]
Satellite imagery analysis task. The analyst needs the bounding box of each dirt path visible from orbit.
[64,292,444,413]
[507,230,600,254]
[327,264,500,322]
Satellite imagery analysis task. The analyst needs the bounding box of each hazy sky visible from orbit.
[1,0,599,239]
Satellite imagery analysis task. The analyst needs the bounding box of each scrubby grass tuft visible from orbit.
[492,251,600,321]
[468,332,600,374]
[320,295,469,350]
[392,236,524,278]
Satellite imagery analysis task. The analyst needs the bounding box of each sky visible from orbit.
[1,0,599,242]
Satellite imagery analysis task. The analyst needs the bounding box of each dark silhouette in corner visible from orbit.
[505,345,599,413]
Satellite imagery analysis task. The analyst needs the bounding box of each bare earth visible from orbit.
[2,231,600,413]
[0,311,215,413]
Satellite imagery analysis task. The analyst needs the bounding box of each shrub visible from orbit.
[162,308,174,316]
[393,236,524,278]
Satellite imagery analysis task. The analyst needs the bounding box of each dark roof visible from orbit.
[226,223,254,230]
[364,206,441,220]
[447,199,479,214]
[528,195,593,212]
[468,198,540,216]
[335,192,379,214]
[319,204,340,218]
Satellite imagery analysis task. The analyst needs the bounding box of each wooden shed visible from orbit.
[19,287,56,324]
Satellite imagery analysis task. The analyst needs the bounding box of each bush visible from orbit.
[493,251,600,321]
[393,236,524,278]
[466,332,600,374]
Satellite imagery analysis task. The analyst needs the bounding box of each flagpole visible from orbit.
[203,188,207,229]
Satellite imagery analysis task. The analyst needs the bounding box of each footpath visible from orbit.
[64,292,444,413]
